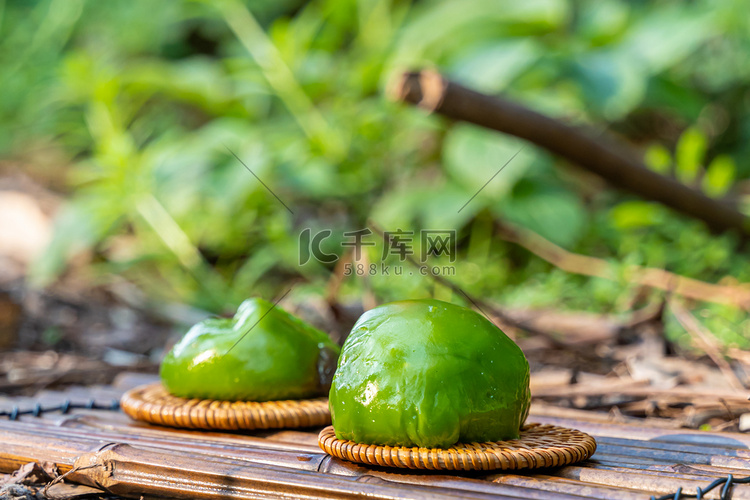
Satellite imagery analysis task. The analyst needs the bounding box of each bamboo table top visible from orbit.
[2,373,750,500]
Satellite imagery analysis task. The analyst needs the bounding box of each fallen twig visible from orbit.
[495,219,750,310]
[668,299,745,391]
[533,384,749,403]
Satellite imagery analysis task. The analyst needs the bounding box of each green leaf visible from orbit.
[370,183,475,232]
[702,155,735,198]
[390,0,568,69]
[740,195,750,218]
[619,5,717,73]
[675,127,706,184]
[575,0,629,45]
[610,201,662,229]
[644,144,672,175]
[571,50,648,119]
[443,124,532,207]
[499,181,587,247]
[450,39,542,94]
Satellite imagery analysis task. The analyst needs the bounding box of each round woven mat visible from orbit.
[121,382,330,430]
[319,423,596,471]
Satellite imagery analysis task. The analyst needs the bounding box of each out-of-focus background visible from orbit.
[1,0,749,396]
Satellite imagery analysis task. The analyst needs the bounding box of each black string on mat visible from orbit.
[651,474,750,500]
[0,399,120,420]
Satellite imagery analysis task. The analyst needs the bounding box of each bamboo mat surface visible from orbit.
[2,373,750,499]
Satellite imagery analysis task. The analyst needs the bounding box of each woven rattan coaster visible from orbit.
[121,382,330,431]
[319,423,596,471]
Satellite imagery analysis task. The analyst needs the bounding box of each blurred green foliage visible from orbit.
[2,0,750,349]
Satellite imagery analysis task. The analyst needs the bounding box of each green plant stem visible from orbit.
[215,0,345,159]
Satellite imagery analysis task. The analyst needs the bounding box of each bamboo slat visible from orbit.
[0,422,573,499]
[2,380,750,499]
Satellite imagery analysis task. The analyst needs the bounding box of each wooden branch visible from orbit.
[392,70,750,237]
[495,219,750,310]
